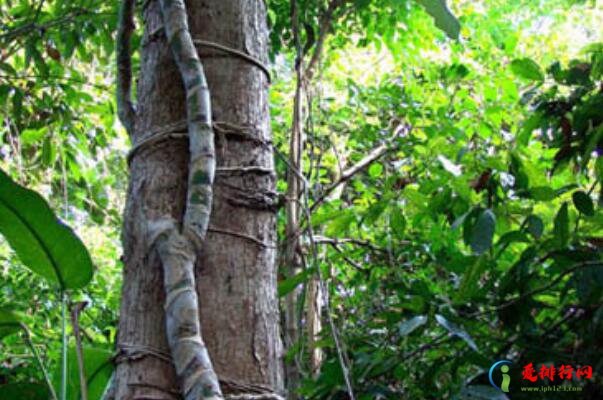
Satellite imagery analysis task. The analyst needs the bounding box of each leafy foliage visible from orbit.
[0,170,93,289]
[0,0,602,399]
[0,308,23,340]
[0,2,122,396]
[417,0,460,39]
[50,346,113,400]
[271,1,603,398]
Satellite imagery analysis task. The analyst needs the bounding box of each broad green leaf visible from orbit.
[364,200,387,225]
[398,315,427,336]
[509,152,529,190]
[459,255,488,299]
[496,230,529,248]
[390,207,406,238]
[368,163,383,178]
[452,208,476,231]
[417,0,461,40]
[325,209,356,236]
[0,383,49,400]
[470,209,496,254]
[518,113,542,145]
[580,42,603,54]
[530,186,556,201]
[435,314,478,351]
[52,346,114,400]
[462,208,479,246]
[572,190,594,216]
[278,267,315,297]
[0,169,94,290]
[20,128,47,145]
[554,203,569,247]
[42,137,56,167]
[0,308,23,340]
[510,58,544,82]
[526,215,544,239]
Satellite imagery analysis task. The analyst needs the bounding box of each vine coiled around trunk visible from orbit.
[113,0,223,398]
[157,0,222,398]
[116,0,136,136]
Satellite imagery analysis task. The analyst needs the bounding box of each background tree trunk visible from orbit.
[114,0,283,398]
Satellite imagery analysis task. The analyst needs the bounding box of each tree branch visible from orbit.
[304,0,352,81]
[468,259,602,318]
[311,124,408,212]
[70,301,88,400]
[313,235,395,253]
[0,7,106,43]
[0,73,110,91]
[401,332,450,361]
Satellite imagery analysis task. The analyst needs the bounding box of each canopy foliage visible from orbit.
[0,0,601,399]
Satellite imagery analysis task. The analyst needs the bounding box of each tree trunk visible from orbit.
[113,0,283,398]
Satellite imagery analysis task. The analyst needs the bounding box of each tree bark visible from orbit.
[114,0,283,398]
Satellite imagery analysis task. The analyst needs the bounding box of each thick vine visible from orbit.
[114,0,222,398]
[116,0,136,136]
[156,0,221,398]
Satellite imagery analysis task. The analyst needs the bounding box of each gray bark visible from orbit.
[114,0,283,398]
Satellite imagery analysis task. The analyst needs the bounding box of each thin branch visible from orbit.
[304,0,352,81]
[313,235,395,253]
[401,332,449,361]
[0,74,110,91]
[311,124,408,212]
[20,323,58,400]
[70,301,89,400]
[116,0,136,135]
[468,260,602,318]
[282,0,306,394]
[0,7,108,43]
[302,196,356,400]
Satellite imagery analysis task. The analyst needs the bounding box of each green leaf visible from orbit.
[510,58,544,82]
[368,163,383,178]
[496,230,529,247]
[526,215,544,239]
[435,314,478,351]
[398,315,427,336]
[530,186,557,201]
[51,346,114,400]
[20,128,47,145]
[0,308,23,340]
[470,209,496,254]
[554,203,569,247]
[325,209,356,236]
[417,0,461,40]
[572,190,594,216]
[390,207,406,237]
[0,169,94,290]
[278,267,315,297]
[0,383,49,400]
[452,208,475,231]
[459,255,488,299]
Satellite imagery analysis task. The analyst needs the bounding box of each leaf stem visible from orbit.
[61,291,68,400]
[20,323,58,400]
[71,302,88,400]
